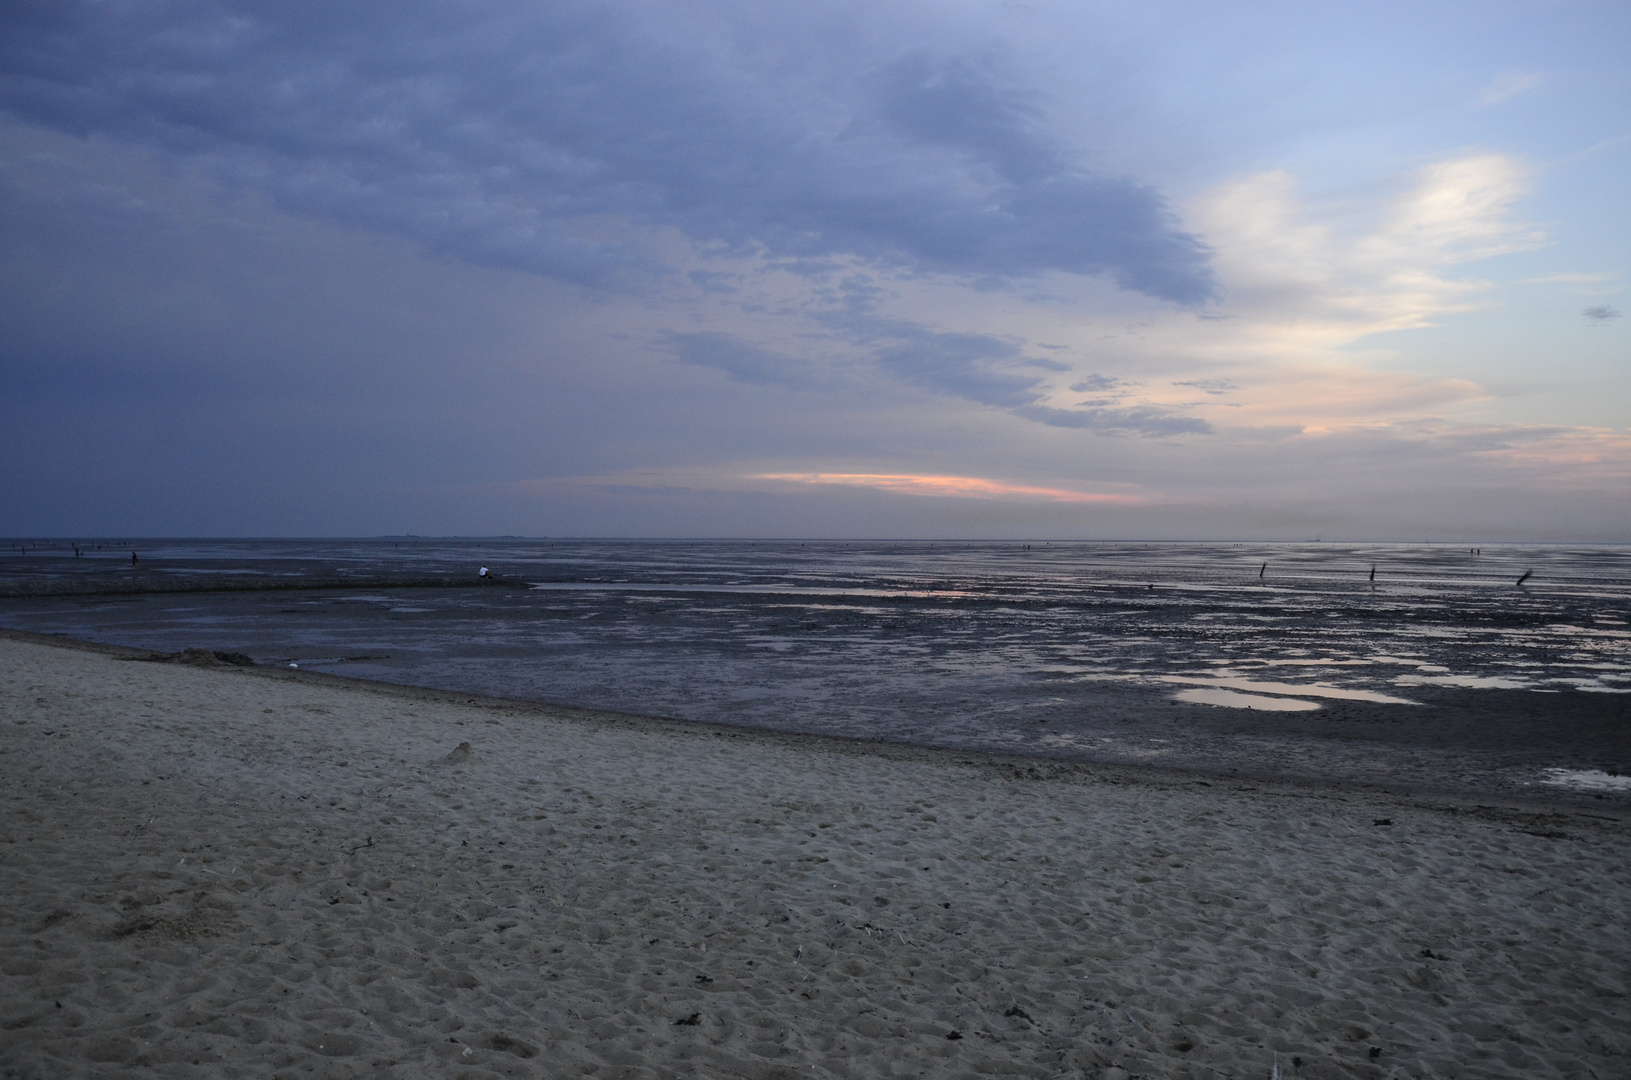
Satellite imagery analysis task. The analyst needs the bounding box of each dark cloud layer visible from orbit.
[669,320,1210,435]
[1015,403,1210,436]
[663,332,822,389]
[0,0,1212,301]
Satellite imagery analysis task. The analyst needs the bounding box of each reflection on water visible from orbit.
[1161,674,1418,705]
[1172,687,1322,712]
[1541,768,1631,792]
[1394,673,1535,690]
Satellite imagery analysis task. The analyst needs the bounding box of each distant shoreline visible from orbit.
[0,574,530,599]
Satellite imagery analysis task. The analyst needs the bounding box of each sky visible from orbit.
[1,0,1627,540]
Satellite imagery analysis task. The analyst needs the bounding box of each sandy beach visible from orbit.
[2,632,1627,1079]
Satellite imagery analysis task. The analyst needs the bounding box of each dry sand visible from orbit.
[1,633,1627,1080]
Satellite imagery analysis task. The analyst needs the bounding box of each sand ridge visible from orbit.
[1,634,1627,1079]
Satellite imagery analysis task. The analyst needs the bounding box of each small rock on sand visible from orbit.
[443,741,478,765]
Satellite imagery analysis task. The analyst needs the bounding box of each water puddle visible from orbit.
[1163,675,1416,705]
[1254,658,1375,667]
[1173,687,1321,711]
[1394,673,1532,690]
[1539,768,1631,792]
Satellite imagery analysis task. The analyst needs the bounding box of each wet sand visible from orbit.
[2,631,1628,1079]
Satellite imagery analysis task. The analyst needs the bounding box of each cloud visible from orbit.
[1582,305,1621,323]
[1173,378,1237,396]
[1375,156,1543,264]
[1014,404,1211,436]
[1518,272,1615,286]
[0,1,1213,301]
[661,332,822,388]
[1442,425,1631,485]
[1023,357,1071,372]
[1069,373,1126,393]
[1150,363,1486,435]
[1192,154,1544,354]
[1477,72,1545,106]
[817,309,1210,433]
[1516,272,1620,298]
[870,328,1040,408]
[1581,132,1631,157]
[872,53,1058,185]
[751,472,1145,504]
[662,318,1048,407]
[686,269,739,295]
[657,151,1538,444]
[660,315,1213,436]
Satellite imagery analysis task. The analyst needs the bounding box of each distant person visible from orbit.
[131,551,138,565]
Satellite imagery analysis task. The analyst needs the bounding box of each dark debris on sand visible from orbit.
[137,648,256,668]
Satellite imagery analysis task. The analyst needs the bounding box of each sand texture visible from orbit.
[2,634,1628,1079]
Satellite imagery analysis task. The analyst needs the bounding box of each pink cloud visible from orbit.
[751,473,1146,504]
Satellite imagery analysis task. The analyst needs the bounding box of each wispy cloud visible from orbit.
[1173,378,1238,396]
[1013,404,1210,435]
[662,332,825,388]
[1194,154,1543,353]
[1477,72,1546,106]
[1068,373,1129,393]
[1463,425,1631,482]
[1517,272,1615,286]
[1516,272,1620,297]
[752,473,1145,503]
[1582,305,1621,323]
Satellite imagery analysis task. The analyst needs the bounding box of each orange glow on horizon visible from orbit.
[750,473,1145,504]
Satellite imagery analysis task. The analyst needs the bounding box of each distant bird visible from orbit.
[1259,562,1266,578]
[1516,569,1533,586]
